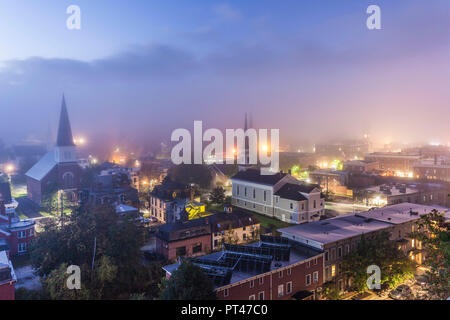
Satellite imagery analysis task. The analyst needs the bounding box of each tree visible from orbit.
[30,204,163,299]
[159,260,217,300]
[341,231,416,293]
[168,164,213,189]
[410,209,450,299]
[210,186,225,204]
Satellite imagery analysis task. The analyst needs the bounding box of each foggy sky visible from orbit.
[1,0,450,149]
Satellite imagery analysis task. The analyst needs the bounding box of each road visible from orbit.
[325,201,372,216]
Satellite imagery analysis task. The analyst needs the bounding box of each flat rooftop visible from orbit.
[279,203,450,248]
[356,203,449,225]
[279,214,391,248]
[163,241,320,288]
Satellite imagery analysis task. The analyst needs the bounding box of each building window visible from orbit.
[176,246,187,257]
[324,250,329,261]
[237,186,240,195]
[245,187,247,197]
[249,295,255,300]
[345,244,350,255]
[278,284,284,297]
[331,265,336,277]
[250,280,254,288]
[286,281,292,294]
[192,243,202,254]
[253,189,256,199]
[306,261,310,268]
[290,203,293,209]
[263,191,267,202]
[305,274,311,286]
[29,229,34,236]
[258,291,264,300]
[338,246,342,258]
[18,242,27,253]
[287,268,292,276]
[313,258,318,265]
[313,200,316,208]
[17,231,26,239]
[259,277,264,285]
[224,288,229,297]
[313,271,319,283]
[279,270,283,278]
[62,172,75,188]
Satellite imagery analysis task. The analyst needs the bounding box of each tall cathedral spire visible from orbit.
[56,94,75,147]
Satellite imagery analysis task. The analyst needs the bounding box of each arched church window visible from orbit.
[62,172,75,188]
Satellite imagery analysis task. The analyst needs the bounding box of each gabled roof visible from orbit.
[231,169,286,186]
[274,183,321,201]
[25,151,56,181]
[56,95,75,147]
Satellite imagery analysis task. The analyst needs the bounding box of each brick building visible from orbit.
[163,236,324,300]
[0,186,35,256]
[155,207,260,260]
[0,250,16,300]
[279,203,450,292]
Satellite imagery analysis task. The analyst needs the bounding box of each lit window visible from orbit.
[278,284,284,296]
[305,274,311,286]
[331,265,336,277]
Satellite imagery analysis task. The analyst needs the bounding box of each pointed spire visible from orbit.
[56,94,75,147]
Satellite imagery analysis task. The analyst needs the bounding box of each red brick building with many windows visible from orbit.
[0,197,35,256]
[0,250,16,300]
[163,236,324,300]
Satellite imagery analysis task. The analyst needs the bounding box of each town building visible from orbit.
[279,203,449,292]
[79,165,139,208]
[26,95,81,204]
[354,182,450,208]
[155,207,261,260]
[148,178,191,223]
[309,169,350,197]
[231,169,325,224]
[0,250,16,300]
[163,236,324,300]
[364,152,421,177]
[0,198,35,256]
[209,207,260,251]
[413,157,450,182]
[155,217,212,261]
[343,160,379,173]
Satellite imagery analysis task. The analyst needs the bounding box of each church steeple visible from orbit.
[56,94,75,147]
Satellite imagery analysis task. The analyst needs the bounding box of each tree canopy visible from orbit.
[341,231,416,293]
[410,209,450,299]
[159,260,217,300]
[30,204,163,299]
